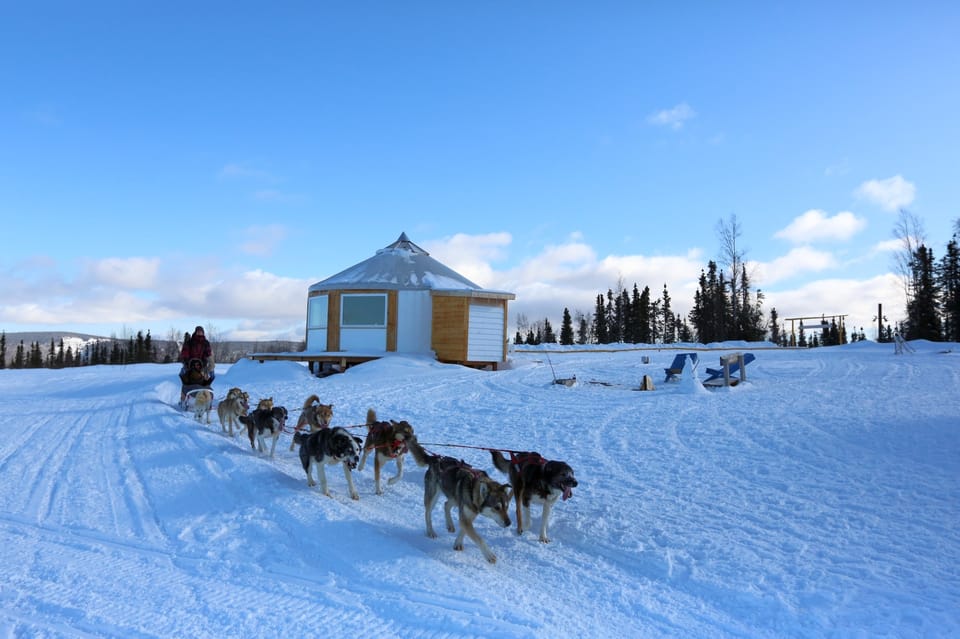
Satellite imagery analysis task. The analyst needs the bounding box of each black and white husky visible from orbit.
[239,406,287,458]
[293,427,363,500]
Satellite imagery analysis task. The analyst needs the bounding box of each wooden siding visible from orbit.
[327,292,341,352]
[431,296,470,362]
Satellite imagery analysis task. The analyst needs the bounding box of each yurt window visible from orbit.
[342,294,386,327]
[307,295,328,328]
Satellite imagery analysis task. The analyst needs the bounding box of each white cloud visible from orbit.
[855,175,916,212]
[872,238,904,253]
[424,232,513,288]
[84,257,161,289]
[752,246,838,286]
[647,102,696,130]
[774,210,867,243]
[764,273,902,340]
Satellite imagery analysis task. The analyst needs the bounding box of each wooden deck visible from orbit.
[245,351,502,374]
[246,352,380,375]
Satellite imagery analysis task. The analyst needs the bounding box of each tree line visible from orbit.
[516,213,960,347]
[0,331,168,370]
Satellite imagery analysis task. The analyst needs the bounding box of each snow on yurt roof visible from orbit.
[309,233,513,297]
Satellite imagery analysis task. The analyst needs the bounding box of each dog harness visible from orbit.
[369,422,408,458]
[508,451,547,475]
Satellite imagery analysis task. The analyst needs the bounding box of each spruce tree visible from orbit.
[559,308,574,345]
[593,294,608,344]
[542,318,556,344]
[661,284,674,344]
[905,245,942,340]
[939,237,960,341]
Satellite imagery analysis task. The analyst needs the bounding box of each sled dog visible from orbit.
[289,394,333,451]
[192,389,214,424]
[217,387,249,437]
[293,427,363,500]
[409,440,512,563]
[491,450,577,543]
[239,405,287,458]
[357,409,417,495]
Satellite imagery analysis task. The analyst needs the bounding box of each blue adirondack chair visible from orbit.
[704,352,755,384]
[663,353,698,381]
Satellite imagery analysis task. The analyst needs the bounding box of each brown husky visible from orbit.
[357,409,416,495]
[490,450,577,543]
[289,394,334,451]
[217,387,249,437]
[409,440,512,564]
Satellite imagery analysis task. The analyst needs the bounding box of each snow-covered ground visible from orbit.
[1,341,957,638]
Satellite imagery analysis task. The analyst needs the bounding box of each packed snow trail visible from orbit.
[0,343,957,637]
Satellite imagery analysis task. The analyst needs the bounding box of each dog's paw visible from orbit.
[539,535,551,544]
[453,541,464,551]
[387,476,400,485]
[446,524,456,533]
[350,492,359,501]
[485,553,498,564]
[426,530,438,539]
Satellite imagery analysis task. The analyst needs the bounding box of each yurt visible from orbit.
[305,233,515,370]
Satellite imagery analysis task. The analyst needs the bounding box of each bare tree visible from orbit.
[205,322,226,366]
[717,213,746,323]
[892,209,926,304]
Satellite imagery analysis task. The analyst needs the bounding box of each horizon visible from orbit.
[2,4,958,341]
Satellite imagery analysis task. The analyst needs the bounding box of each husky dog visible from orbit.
[255,397,274,412]
[239,405,287,458]
[217,387,249,437]
[491,450,577,543]
[409,440,512,564]
[192,389,214,424]
[293,427,363,500]
[357,408,416,495]
[289,394,333,451]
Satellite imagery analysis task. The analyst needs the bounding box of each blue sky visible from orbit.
[2,2,958,342]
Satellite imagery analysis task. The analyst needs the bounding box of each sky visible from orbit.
[2,3,959,342]
[1,342,957,637]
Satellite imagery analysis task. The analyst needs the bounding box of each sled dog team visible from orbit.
[196,389,577,564]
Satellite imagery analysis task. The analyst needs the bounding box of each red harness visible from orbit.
[370,422,407,458]
[508,451,547,474]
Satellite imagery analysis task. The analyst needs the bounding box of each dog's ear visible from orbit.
[353,436,363,446]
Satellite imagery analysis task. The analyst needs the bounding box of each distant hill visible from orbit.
[0,331,303,367]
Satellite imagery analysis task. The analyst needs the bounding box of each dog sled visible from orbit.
[178,357,215,410]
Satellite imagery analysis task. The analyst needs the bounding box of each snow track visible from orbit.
[0,345,957,637]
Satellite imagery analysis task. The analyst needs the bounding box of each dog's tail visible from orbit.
[406,437,432,467]
[366,407,377,427]
[490,449,511,475]
[302,394,319,411]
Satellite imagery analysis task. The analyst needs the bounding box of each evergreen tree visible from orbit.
[905,244,942,340]
[768,307,781,345]
[661,284,674,344]
[0,331,5,370]
[576,312,589,345]
[592,294,608,344]
[559,308,574,345]
[542,318,556,344]
[637,286,652,344]
[14,340,25,369]
[939,237,960,341]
